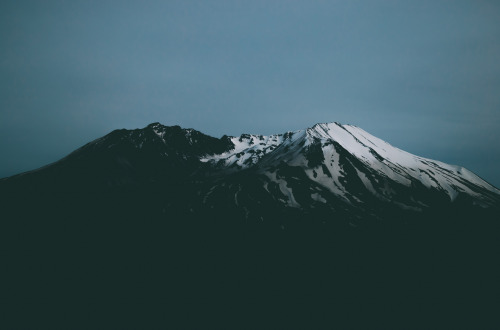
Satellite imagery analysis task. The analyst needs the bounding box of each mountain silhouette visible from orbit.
[0,122,498,316]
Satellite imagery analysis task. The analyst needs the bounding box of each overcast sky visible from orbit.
[1,0,499,187]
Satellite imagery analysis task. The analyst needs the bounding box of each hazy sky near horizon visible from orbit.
[1,1,500,187]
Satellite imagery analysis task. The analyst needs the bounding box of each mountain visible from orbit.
[1,122,499,315]
[2,122,498,224]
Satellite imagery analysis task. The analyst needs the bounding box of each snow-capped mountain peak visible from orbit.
[198,122,499,209]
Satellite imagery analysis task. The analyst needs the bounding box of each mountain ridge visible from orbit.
[1,121,498,226]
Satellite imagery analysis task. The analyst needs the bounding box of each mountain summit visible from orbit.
[202,122,499,209]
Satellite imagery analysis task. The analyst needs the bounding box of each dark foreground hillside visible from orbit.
[0,189,498,328]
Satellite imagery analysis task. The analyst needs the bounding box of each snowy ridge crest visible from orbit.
[201,131,301,167]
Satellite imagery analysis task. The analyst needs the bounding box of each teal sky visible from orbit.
[1,1,500,187]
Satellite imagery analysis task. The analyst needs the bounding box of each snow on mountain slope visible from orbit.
[200,133,286,167]
[312,123,499,201]
[200,122,500,209]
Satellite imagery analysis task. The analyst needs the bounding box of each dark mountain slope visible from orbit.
[0,122,498,324]
[0,123,234,193]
